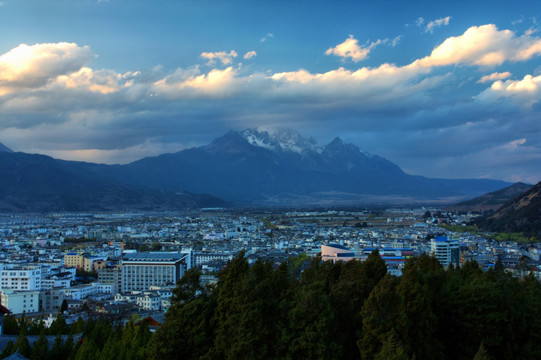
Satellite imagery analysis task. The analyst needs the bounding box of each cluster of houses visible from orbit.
[0,209,539,325]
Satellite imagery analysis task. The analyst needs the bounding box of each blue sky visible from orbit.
[0,0,540,183]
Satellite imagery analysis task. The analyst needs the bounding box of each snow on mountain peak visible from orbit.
[239,128,374,157]
[240,128,323,154]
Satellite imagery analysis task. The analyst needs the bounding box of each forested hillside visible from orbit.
[3,252,541,360]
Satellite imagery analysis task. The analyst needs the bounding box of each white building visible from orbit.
[321,244,355,262]
[42,278,71,290]
[431,236,460,267]
[64,282,114,301]
[0,265,42,291]
[121,251,192,292]
[0,290,40,314]
[195,252,233,266]
[136,293,161,311]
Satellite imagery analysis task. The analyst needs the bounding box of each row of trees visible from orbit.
[0,316,151,360]
[146,252,541,360]
[3,251,541,359]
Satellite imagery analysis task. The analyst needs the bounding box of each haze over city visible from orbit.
[0,0,540,183]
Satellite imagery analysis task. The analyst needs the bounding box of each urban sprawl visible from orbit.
[0,208,539,328]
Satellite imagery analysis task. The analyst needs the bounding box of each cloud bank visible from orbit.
[0,24,540,182]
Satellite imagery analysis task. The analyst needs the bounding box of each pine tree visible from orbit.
[374,332,409,360]
[473,342,490,360]
[74,338,100,360]
[14,325,32,358]
[30,331,50,360]
[0,340,14,359]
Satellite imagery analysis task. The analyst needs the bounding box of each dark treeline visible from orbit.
[3,251,541,359]
[0,315,151,360]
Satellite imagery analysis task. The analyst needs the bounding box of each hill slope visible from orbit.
[475,181,541,238]
[446,182,532,212]
[0,152,228,212]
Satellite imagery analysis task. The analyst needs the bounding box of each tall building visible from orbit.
[121,251,192,292]
[431,236,460,267]
[64,253,85,269]
[0,265,42,291]
[40,287,65,313]
[98,265,122,294]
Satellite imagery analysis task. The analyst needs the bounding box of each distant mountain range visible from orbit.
[446,182,533,212]
[475,181,541,238]
[0,129,513,211]
[0,151,228,212]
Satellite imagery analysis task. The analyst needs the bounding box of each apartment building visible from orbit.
[121,252,191,292]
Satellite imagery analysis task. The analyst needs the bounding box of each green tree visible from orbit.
[359,275,408,360]
[48,334,64,360]
[374,331,409,360]
[30,331,50,360]
[397,254,445,359]
[13,326,32,358]
[49,313,68,335]
[2,314,19,335]
[287,279,341,359]
[62,334,77,360]
[74,338,100,360]
[0,340,15,359]
[473,342,490,360]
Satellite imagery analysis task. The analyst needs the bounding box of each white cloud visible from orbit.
[325,35,382,62]
[524,28,538,36]
[152,66,243,98]
[416,17,425,27]
[478,72,512,83]
[425,16,451,33]
[200,50,238,66]
[0,42,93,95]
[477,74,541,107]
[417,24,541,67]
[260,33,274,42]
[54,67,127,94]
[512,16,525,25]
[243,51,257,59]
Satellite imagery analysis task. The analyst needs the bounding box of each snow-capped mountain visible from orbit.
[240,128,323,154]
[104,129,510,205]
[0,129,511,208]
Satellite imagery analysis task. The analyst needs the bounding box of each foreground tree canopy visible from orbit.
[3,251,541,360]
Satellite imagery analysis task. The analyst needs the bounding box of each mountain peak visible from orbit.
[240,128,322,154]
[324,136,373,158]
[328,137,344,146]
[0,142,13,153]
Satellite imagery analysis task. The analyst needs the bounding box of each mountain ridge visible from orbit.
[0,129,514,210]
[0,151,229,212]
[100,129,511,205]
[446,182,533,212]
[0,142,12,153]
[475,181,541,238]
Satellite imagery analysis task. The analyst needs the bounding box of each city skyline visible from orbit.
[0,0,540,183]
